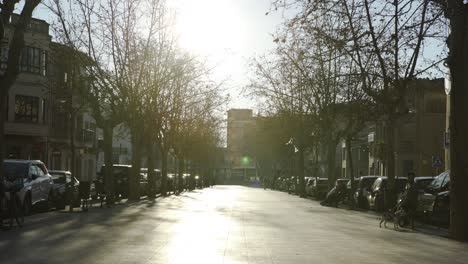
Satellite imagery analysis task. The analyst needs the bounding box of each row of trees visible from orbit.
[48,0,226,201]
[0,0,225,204]
[250,0,467,240]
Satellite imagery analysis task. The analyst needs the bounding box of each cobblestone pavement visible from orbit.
[1,186,467,264]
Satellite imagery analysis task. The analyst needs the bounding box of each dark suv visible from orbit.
[367,177,408,211]
[96,165,131,198]
[418,171,450,218]
[354,176,379,209]
[1,160,54,216]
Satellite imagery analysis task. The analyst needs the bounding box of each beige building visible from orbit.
[1,15,51,161]
[1,15,98,181]
[226,109,257,183]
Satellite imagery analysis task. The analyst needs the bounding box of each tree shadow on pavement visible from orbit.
[0,194,188,264]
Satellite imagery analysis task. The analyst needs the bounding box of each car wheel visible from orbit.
[47,191,55,211]
[359,197,369,210]
[56,196,66,210]
[375,195,382,212]
[14,194,25,225]
[23,194,32,216]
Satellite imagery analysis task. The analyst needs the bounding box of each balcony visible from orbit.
[4,121,48,137]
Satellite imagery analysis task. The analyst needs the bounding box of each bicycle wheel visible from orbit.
[14,195,24,225]
[9,194,24,228]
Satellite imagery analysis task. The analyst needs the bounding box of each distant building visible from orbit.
[226,109,257,183]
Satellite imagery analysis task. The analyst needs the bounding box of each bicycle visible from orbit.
[1,190,24,229]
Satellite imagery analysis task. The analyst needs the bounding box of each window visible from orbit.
[28,165,38,178]
[19,46,47,75]
[41,51,47,76]
[42,99,46,124]
[83,121,96,143]
[0,45,8,70]
[15,95,39,123]
[34,165,45,177]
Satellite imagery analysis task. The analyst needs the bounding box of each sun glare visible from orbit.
[174,0,244,58]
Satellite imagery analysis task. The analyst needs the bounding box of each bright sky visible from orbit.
[33,0,286,110]
[169,0,285,110]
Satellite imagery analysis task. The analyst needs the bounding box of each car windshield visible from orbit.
[429,174,445,189]
[415,179,433,190]
[50,173,68,184]
[3,162,28,180]
[360,178,377,189]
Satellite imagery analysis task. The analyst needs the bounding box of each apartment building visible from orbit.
[226,109,258,183]
[1,15,98,181]
[1,15,51,161]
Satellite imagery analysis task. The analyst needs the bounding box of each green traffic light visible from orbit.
[242,156,250,166]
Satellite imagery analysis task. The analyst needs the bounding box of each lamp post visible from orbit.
[444,72,451,171]
[63,71,80,212]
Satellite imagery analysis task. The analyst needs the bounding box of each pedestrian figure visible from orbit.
[399,172,418,229]
[0,176,5,229]
[79,181,91,211]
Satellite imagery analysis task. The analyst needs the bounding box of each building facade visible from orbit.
[226,109,258,184]
[368,78,446,177]
[1,15,98,181]
[2,15,51,161]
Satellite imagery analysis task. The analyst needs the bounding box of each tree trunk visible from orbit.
[189,162,195,190]
[297,143,306,198]
[385,115,397,209]
[147,142,156,198]
[69,110,76,212]
[346,136,356,208]
[0,92,7,181]
[160,148,168,196]
[326,139,338,191]
[129,131,142,200]
[178,158,185,193]
[448,3,468,241]
[103,125,114,205]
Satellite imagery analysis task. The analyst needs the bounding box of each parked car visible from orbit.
[418,171,450,217]
[414,176,435,191]
[431,190,450,227]
[140,168,161,195]
[167,174,175,192]
[308,178,328,199]
[1,160,54,216]
[321,179,349,206]
[367,177,408,211]
[346,178,360,192]
[49,170,80,209]
[277,177,288,191]
[354,176,379,209]
[96,164,131,198]
[139,172,148,196]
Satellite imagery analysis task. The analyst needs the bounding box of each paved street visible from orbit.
[1,186,467,264]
